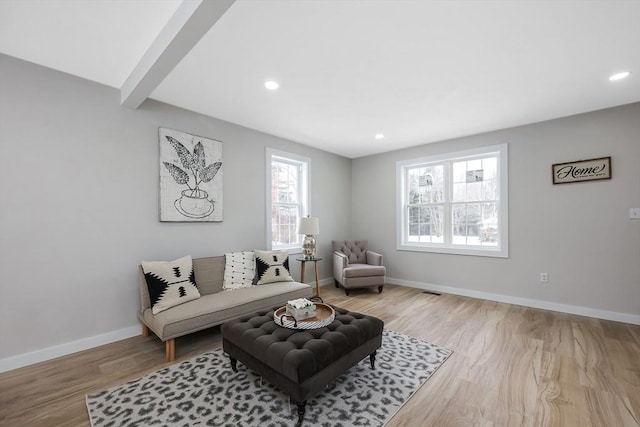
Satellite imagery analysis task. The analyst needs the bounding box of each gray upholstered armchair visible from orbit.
[332,240,386,296]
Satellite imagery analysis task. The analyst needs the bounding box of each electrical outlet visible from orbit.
[540,273,549,283]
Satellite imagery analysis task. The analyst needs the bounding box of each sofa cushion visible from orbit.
[141,255,201,314]
[255,250,294,285]
[223,251,255,290]
[344,263,386,278]
[192,256,225,295]
[141,281,312,340]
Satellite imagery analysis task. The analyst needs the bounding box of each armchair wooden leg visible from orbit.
[334,279,339,288]
[141,324,150,336]
[378,286,384,293]
[165,339,175,362]
[345,289,350,296]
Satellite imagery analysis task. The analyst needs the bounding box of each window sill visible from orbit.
[271,246,303,255]
[397,243,508,258]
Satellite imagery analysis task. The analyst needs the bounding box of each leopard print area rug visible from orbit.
[86,330,452,427]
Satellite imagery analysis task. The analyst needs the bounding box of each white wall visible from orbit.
[0,54,352,366]
[352,103,640,322]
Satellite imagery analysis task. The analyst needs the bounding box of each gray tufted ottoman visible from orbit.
[221,305,384,426]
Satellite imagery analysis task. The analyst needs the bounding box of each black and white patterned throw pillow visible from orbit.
[223,251,255,290]
[141,255,201,314]
[255,250,294,285]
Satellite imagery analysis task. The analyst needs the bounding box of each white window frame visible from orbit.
[396,144,508,258]
[266,148,310,252]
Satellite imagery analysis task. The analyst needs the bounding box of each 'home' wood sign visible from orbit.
[552,156,611,184]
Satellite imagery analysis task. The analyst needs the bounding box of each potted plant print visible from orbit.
[163,135,222,219]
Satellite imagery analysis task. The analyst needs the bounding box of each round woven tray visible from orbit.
[273,303,335,330]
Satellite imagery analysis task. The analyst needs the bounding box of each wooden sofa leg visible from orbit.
[334,280,339,288]
[141,324,150,336]
[165,339,175,362]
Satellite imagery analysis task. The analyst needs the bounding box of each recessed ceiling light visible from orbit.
[609,71,630,81]
[375,133,384,140]
[264,80,279,90]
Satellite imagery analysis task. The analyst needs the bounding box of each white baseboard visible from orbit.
[0,325,140,374]
[319,278,334,287]
[8,275,633,374]
[0,281,337,374]
[304,277,334,288]
[387,277,640,326]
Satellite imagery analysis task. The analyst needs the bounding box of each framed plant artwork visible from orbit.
[159,128,223,222]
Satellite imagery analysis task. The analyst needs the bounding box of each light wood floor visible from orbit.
[1,284,639,426]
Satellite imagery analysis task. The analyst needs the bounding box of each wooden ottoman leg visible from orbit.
[230,356,238,373]
[165,339,175,362]
[295,400,307,426]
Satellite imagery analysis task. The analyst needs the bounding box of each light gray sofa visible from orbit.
[138,255,312,362]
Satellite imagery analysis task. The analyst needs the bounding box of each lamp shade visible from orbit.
[298,216,320,235]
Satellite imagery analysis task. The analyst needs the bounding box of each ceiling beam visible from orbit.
[120,0,235,109]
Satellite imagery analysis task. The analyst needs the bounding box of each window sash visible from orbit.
[271,203,300,247]
[266,149,310,251]
[272,159,301,204]
[397,144,508,257]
